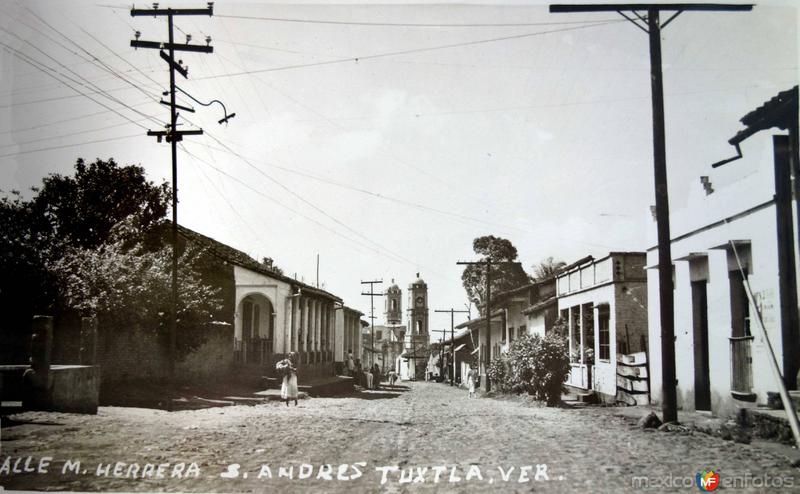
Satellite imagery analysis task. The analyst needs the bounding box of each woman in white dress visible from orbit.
[466,364,477,399]
[278,352,299,407]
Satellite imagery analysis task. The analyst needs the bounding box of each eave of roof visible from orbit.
[521,296,557,315]
[730,86,798,145]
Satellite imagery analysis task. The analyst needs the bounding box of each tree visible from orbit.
[50,218,222,347]
[532,256,566,281]
[28,158,169,250]
[1,159,168,305]
[0,158,197,362]
[461,235,529,314]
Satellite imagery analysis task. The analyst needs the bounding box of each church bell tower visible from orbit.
[385,279,402,325]
[407,273,428,336]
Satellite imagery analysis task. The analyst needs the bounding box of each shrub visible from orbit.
[506,332,571,406]
[486,355,511,392]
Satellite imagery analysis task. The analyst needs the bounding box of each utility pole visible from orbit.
[131,3,215,380]
[430,329,449,382]
[435,308,470,386]
[361,280,383,368]
[457,260,520,392]
[550,3,753,423]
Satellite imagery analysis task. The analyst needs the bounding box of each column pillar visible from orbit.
[302,298,308,356]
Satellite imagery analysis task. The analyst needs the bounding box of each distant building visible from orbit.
[400,274,430,380]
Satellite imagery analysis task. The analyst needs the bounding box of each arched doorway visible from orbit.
[237,294,274,364]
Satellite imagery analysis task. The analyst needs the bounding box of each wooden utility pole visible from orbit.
[549,2,753,423]
[361,280,383,368]
[435,308,470,386]
[131,3,214,379]
[457,260,520,392]
[431,329,449,382]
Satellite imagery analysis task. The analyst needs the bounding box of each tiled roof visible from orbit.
[730,86,798,145]
[176,224,342,302]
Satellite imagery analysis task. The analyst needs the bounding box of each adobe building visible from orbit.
[647,87,800,416]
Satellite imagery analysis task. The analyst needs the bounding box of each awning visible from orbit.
[454,343,466,352]
[470,348,479,355]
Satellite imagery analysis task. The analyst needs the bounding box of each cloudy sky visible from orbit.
[1,0,797,333]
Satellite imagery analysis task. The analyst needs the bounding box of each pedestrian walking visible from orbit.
[372,363,381,389]
[466,364,477,399]
[347,350,355,376]
[276,352,299,406]
[387,369,398,389]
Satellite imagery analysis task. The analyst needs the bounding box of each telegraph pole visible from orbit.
[361,280,383,368]
[131,3,214,380]
[457,260,520,392]
[425,329,447,384]
[549,3,753,423]
[435,308,470,386]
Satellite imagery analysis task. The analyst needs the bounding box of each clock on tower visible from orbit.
[407,273,428,336]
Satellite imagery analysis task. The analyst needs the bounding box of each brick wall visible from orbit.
[614,283,649,355]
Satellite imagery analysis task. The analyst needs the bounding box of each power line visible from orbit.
[0,116,152,151]
[0,25,162,126]
[200,130,444,273]
[190,138,523,233]
[0,132,142,159]
[195,20,623,81]
[216,13,619,28]
[179,144,407,262]
[0,99,155,136]
[0,41,153,131]
[19,6,164,111]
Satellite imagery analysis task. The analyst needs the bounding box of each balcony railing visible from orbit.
[730,335,755,400]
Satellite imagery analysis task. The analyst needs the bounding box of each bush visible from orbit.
[506,332,570,406]
[486,355,511,392]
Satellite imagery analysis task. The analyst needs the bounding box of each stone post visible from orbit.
[23,315,54,410]
[80,316,98,365]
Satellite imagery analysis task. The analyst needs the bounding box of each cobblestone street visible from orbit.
[2,381,800,493]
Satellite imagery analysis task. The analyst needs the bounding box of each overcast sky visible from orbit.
[1,0,797,334]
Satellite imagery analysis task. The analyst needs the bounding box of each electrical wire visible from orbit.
[0,116,151,151]
[215,13,619,28]
[190,138,525,233]
[0,25,162,127]
[0,41,153,131]
[0,132,142,159]
[195,20,623,81]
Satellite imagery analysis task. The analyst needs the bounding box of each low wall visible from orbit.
[1,364,98,414]
[175,323,234,383]
[50,365,99,414]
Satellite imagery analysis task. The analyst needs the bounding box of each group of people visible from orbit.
[277,351,478,406]
[345,351,398,389]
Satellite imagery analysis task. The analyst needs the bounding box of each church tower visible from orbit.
[407,273,428,336]
[384,279,402,325]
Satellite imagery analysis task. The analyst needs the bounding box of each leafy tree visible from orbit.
[461,235,529,314]
[0,158,218,362]
[0,158,169,315]
[50,218,222,341]
[532,256,566,281]
[28,158,169,250]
